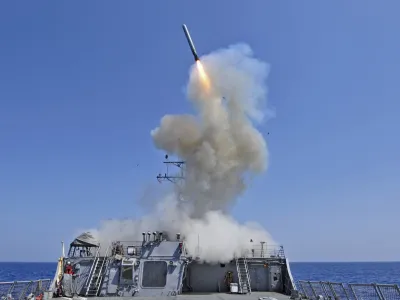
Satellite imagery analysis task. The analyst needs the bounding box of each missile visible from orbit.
[182,24,199,61]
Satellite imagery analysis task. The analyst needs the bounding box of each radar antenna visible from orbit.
[156,154,186,186]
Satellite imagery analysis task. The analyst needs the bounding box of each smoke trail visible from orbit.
[81,43,276,263]
[152,43,271,217]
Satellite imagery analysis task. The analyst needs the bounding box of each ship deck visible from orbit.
[62,292,290,300]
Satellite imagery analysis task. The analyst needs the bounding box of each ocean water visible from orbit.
[0,262,399,285]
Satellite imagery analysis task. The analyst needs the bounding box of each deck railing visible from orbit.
[109,240,285,260]
[110,241,143,257]
[240,244,285,259]
[298,280,400,300]
[0,279,51,300]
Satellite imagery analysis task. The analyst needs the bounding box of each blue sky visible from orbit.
[0,1,399,262]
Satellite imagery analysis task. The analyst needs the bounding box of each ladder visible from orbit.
[235,257,251,294]
[86,256,107,296]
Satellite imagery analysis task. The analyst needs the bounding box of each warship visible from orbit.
[1,160,399,300]
[1,233,400,300]
[1,25,399,300]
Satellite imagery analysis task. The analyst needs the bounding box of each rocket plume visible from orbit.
[81,43,275,263]
[196,60,211,92]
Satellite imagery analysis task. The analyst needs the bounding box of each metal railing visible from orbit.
[84,245,101,290]
[0,279,51,300]
[110,240,285,260]
[239,244,286,259]
[298,280,400,300]
[111,241,143,257]
[93,244,111,296]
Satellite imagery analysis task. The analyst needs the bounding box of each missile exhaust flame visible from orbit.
[196,60,211,92]
[181,24,211,91]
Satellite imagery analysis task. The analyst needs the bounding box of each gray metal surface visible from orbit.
[64,257,97,295]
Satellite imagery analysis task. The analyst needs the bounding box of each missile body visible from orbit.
[182,24,199,61]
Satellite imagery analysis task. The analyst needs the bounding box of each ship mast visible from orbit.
[156,154,186,194]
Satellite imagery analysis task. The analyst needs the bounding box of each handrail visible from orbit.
[298,280,400,300]
[235,257,242,293]
[243,256,251,293]
[240,245,285,259]
[84,245,101,290]
[0,279,52,299]
[94,244,112,296]
[0,280,50,285]
[114,240,285,259]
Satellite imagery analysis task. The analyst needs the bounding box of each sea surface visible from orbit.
[0,262,399,285]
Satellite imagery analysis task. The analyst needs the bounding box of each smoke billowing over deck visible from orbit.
[82,43,276,263]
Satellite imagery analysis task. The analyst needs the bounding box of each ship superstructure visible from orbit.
[44,230,294,299]
[21,152,293,299]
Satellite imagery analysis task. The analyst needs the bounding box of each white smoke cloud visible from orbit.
[80,43,276,263]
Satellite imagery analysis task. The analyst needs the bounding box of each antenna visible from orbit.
[195,234,200,260]
[156,154,186,202]
[156,154,186,191]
